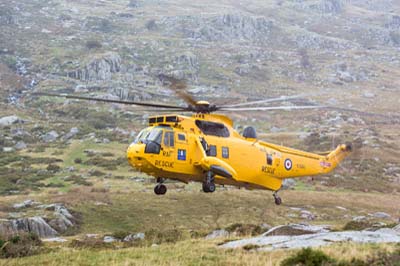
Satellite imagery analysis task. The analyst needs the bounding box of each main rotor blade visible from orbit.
[222,94,311,108]
[220,105,326,111]
[33,92,188,110]
[158,74,197,106]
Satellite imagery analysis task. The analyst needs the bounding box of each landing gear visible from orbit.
[154,178,167,195]
[154,184,167,195]
[273,191,282,205]
[202,171,215,193]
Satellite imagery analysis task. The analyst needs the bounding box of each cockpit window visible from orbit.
[147,129,162,144]
[134,128,151,144]
[195,120,230,137]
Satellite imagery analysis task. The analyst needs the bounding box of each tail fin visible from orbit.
[320,143,352,173]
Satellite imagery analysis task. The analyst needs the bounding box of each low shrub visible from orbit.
[145,229,183,244]
[0,232,43,258]
[69,237,113,249]
[281,248,336,266]
[343,220,372,231]
[225,223,263,236]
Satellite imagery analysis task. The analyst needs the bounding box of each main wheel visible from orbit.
[208,182,216,193]
[202,182,215,193]
[274,196,282,205]
[158,184,167,195]
[202,182,210,193]
[154,184,167,195]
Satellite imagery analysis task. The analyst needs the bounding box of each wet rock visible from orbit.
[124,232,145,242]
[0,115,21,127]
[42,130,59,142]
[205,229,229,239]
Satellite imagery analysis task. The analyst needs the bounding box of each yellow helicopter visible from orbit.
[36,75,352,205]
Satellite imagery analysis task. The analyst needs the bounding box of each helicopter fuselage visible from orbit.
[126,113,352,191]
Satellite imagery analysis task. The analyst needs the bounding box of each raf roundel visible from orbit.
[284,159,292,171]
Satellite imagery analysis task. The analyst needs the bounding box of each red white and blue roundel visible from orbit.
[284,158,292,171]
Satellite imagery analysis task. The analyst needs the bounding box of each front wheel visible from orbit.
[154,184,167,195]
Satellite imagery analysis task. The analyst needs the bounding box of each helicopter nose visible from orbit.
[126,143,145,169]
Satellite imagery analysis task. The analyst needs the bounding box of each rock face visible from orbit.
[0,217,58,238]
[164,52,200,80]
[161,13,273,42]
[0,204,77,238]
[221,224,400,250]
[68,52,121,81]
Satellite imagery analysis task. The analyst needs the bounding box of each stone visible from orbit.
[372,212,391,219]
[363,92,375,98]
[15,141,27,150]
[42,237,67,242]
[300,210,316,220]
[0,115,20,127]
[205,229,229,239]
[3,147,14,152]
[124,232,145,242]
[13,199,34,209]
[103,236,117,243]
[42,130,59,142]
[63,127,79,140]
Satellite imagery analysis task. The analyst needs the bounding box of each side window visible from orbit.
[209,145,217,157]
[267,154,273,165]
[163,132,175,147]
[222,147,229,159]
[178,133,186,141]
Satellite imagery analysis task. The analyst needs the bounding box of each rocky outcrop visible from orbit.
[220,224,400,250]
[68,52,121,81]
[0,217,58,238]
[0,204,77,238]
[163,52,200,80]
[161,13,273,42]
